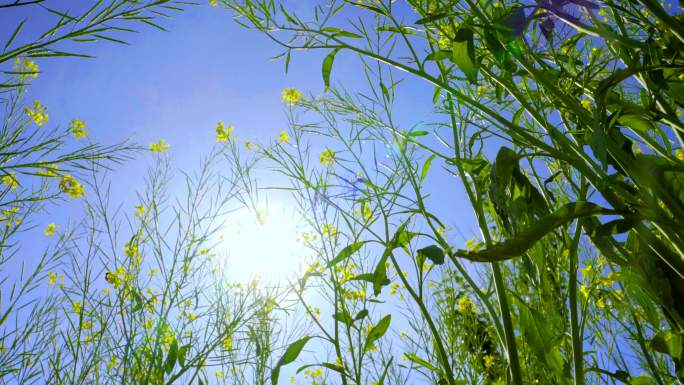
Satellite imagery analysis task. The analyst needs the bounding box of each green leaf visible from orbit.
[326,241,367,269]
[272,336,312,385]
[322,48,342,90]
[333,310,354,326]
[617,114,655,134]
[164,339,178,374]
[322,27,363,39]
[417,245,445,265]
[372,221,416,295]
[648,331,683,360]
[425,49,452,62]
[408,130,429,137]
[4,19,27,51]
[177,344,190,367]
[354,309,369,321]
[421,154,436,181]
[364,315,391,352]
[403,353,439,372]
[457,202,611,262]
[451,28,478,82]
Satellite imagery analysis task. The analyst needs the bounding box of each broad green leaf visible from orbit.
[354,309,369,321]
[364,315,391,352]
[417,245,445,265]
[452,28,478,82]
[164,339,178,374]
[456,202,611,262]
[425,49,451,62]
[326,241,367,269]
[322,47,341,90]
[648,331,683,360]
[178,344,190,367]
[272,336,312,385]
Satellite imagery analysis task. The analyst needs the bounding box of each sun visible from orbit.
[219,200,311,282]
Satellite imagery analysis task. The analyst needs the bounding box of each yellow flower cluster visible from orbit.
[124,240,141,265]
[72,300,83,314]
[149,139,170,153]
[105,266,128,289]
[208,0,218,6]
[25,100,48,126]
[44,223,57,237]
[580,98,592,109]
[319,148,335,166]
[2,172,18,189]
[457,295,476,315]
[69,119,88,139]
[48,271,65,286]
[37,163,59,178]
[223,335,233,350]
[13,57,39,81]
[279,130,290,144]
[281,87,302,105]
[321,223,338,237]
[215,121,234,142]
[0,207,21,226]
[59,174,85,199]
[106,355,119,371]
[135,204,146,219]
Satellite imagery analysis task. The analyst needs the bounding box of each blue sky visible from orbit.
[1,1,476,280]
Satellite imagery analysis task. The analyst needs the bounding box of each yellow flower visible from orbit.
[361,201,373,222]
[483,354,495,369]
[215,371,224,379]
[208,0,218,5]
[580,264,593,278]
[59,174,85,199]
[69,119,88,139]
[223,335,233,350]
[105,266,127,289]
[2,172,18,189]
[37,163,59,178]
[596,297,606,309]
[149,268,158,277]
[103,287,110,296]
[580,285,590,299]
[389,282,400,295]
[48,271,64,286]
[149,139,170,153]
[135,204,146,219]
[290,375,296,384]
[321,223,337,237]
[106,355,118,371]
[73,300,82,314]
[457,296,475,314]
[319,148,335,166]
[675,149,684,161]
[44,223,57,237]
[279,130,290,144]
[25,100,48,126]
[82,321,93,329]
[281,87,302,105]
[580,98,591,109]
[124,240,141,265]
[13,57,39,80]
[215,121,234,142]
